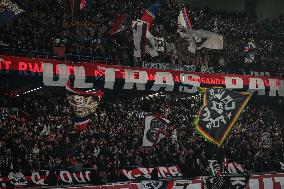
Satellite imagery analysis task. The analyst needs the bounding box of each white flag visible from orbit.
[178,29,223,54]
[145,30,158,57]
[132,20,147,58]
[191,30,223,50]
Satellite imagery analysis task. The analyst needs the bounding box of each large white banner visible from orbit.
[1,56,284,97]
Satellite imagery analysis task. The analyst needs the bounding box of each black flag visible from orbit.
[194,88,252,146]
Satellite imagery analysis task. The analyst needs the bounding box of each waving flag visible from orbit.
[133,20,148,59]
[178,29,223,54]
[0,0,24,27]
[178,6,192,32]
[111,14,131,35]
[141,1,161,30]
[66,81,104,131]
[194,88,252,146]
[143,113,171,146]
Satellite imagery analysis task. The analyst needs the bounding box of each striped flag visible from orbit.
[178,6,192,32]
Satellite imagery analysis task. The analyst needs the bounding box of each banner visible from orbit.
[169,179,204,189]
[194,88,252,146]
[142,63,215,73]
[0,56,284,97]
[140,181,168,189]
[51,183,139,189]
[142,62,196,72]
[207,176,250,189]
[0,0,24,26]
[0,169,91,187]
[141,179,204,189]
[0,170,284,188]
[143,114,170,146]
[121,165,182,180]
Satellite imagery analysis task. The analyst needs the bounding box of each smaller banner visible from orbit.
[143,114,170,146]
[0,169,91,187]
[121,165,182,180]
[142,62,196,72]
[194,88,252,146]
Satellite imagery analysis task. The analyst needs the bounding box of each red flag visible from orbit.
[111,14,127,35]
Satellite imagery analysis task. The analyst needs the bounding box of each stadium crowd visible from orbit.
[0,0,284,75]
[0,90,283,181]
[0,0,284,184]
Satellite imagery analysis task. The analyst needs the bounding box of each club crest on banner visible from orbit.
[143,115,170,146]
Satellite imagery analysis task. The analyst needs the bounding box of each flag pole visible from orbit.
[200,147,220,176]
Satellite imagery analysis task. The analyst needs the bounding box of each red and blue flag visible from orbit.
[141,1,161,30]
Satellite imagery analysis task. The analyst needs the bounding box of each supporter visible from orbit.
[0,90,283,180]
[0,0,283,74]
